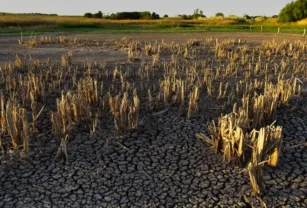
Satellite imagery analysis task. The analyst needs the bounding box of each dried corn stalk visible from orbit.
[248,125,283,193]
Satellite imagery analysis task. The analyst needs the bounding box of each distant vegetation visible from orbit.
[2,1,307,35]
[215,13,224,18]
[279,0,307,22]
[0,12,57,16]
[84,11,160,20]
[178,9,206,20]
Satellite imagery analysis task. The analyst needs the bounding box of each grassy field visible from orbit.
[1,14,307,35]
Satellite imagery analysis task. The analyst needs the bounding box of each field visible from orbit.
[1,14,307,35]
[0,32,307,207]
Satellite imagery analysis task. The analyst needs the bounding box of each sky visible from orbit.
[2,0,293,17]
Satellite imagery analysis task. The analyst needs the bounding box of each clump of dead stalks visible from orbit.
[187,86,199,119]
[0,95,30,156]
[109,89,140,135]
[18,34,37,48]
[197,77,299,193]
[51,91,93,161]
[248,125,283,194]
[61,52,73,67]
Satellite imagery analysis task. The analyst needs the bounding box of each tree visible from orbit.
[200,10,204,17]
[279,0,307,22]
[243,14,251,19]
[94,11,103,18]
[151,12,160,19]
[191,8,205,19]
[215,12,224,18]
[84,13,93,18]
[163,14,169,18]
[180,14,189,20]
[140,11,152,19]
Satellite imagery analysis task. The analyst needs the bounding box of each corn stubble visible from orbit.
[109,90,140,135]
[0,97,30,156]
[199,77,298,193]
[2,35,306,195]
[248,125,282,193]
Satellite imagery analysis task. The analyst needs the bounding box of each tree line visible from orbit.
[84,11,160,20]
[83,0,307,23]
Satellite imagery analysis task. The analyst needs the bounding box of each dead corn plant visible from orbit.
[152,53,160,68]
[18,34,37,48]
[248,125,283,194]
[0,94,6,149]
[127,41,142,61]
[109,89,140,134]
[144,43,160,56]
[77,77,99,105]
[14,54,22,69]
[128,48,141,62]
[197,105,249,164]
[58,36,69,44]
[217,82,229,100]
[4,99,30,155]
[187,86,199,119]
[51,92,92,161]
[61,52,73,67]
[264,78,301,106]
[251,94,277,129]
[39,35,53,44]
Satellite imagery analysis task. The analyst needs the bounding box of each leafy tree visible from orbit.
[107,11,160,20]
[200,10,204,17]
[181,14,189,20]
[151,12,160,19]
[243,14,251,19]
[94,11,103,18]
[279,0,307,22]
[190,8,205,19]
[163,14,169,18]
[84,13,93,18]
[140,11,152,19]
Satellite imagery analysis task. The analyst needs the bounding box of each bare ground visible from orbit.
[0,32,306,207]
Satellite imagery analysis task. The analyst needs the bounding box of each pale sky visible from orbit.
[2,0,293,17]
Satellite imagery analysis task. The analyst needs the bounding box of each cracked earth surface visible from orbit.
[0,33,306,207]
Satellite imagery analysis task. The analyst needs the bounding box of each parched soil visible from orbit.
[1,32,307,64]
[0,32,306,207]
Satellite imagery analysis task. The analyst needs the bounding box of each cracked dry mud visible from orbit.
[0,33,307,207]
[1,105,307,207]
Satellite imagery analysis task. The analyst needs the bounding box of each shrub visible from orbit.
[255,16,265,22]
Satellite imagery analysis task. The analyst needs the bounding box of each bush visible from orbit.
[163,14,169,18]
[255,16,265,22]
[279,0,307,23]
